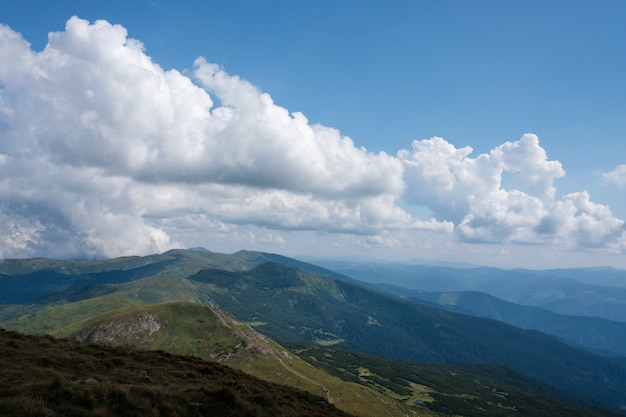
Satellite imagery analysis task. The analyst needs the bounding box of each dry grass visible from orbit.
[0,329,350,417]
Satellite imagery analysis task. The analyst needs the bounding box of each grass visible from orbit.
[2,295,621,417]
[292,344,625,417]
[4,251,626,415]
[0,328,352,417]
[1,293,141,334]
[47,301,429,417]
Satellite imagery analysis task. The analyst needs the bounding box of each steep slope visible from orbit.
[11,301,421,417]
[4,300,619,417]
[185,262,626,411]
[0,328,351,417]
[3,251,626,412]
[373,284,626,357]
[293,344,623,417]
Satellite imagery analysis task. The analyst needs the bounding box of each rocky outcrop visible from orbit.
[84,312,161,344]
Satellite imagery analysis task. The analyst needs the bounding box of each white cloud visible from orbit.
[536,192,625,250]
[399,134,565,222]
[0,156,176,259]
[603,164,626,187]
[0,17,435,259]
[399,136,500,222]
[0,16,624,262]
[192,58,404,197]
[456,189,546,243]
[398,134,625,248]
[489,134,565,200]
[1,16,404,196]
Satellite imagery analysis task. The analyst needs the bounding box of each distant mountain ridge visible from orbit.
[0,249,352,307]
[320,261,626,321]
[372,284,626,357]
[2,249,626,413]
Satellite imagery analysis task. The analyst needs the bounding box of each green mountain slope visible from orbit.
[8,300,422,417]
[0,249,348,322]
[374,284,626,356]
[3,250,626,413]
[184,262,626,411]
[4,299,619,417]
[293,344,623,417]
[0,328,351,417]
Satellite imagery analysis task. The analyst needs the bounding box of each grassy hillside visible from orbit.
[0,328,351,417]
[292,344,623,417]
[17,301,423,417]
[3,300,619,417]
[60,302,422,417]
[185,262,626,411]
[3,250,626,412]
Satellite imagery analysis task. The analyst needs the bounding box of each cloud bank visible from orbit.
[0,17,624,259]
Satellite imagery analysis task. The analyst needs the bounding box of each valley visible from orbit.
[1,249,625,416]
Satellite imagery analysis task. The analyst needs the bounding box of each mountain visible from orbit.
[0,328,351,417]
[47,300,417,417]
[0,249,351,320]
[371,284,626,357]
[3,301,620,417]
[319,261,626,321]
[540,267,626,288]
[181,262,626,411]
[293,344,623,417]
[2,250,626,413]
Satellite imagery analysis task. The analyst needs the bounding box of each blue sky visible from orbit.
[1,1,625,268]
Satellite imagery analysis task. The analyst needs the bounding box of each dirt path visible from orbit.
[208,306,333,403]
[274,356,333,404]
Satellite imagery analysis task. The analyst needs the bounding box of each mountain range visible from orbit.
[1,249,625,415]
[317,261,626,321]
[371,284,626,357]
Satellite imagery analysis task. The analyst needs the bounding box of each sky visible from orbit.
[0,0,625,269]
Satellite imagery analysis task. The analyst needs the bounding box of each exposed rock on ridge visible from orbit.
[83,311,161,344]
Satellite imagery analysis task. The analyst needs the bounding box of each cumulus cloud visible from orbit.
[398,134,625,247]
[1,16,403,195]
[536,192,625,250]
[0,17,437,258]
[191,58,405,197]
[399,134,564,222]
[0,16,624,259]
[603,165,626,187]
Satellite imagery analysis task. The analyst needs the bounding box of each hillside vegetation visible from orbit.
[2,249,626,414]
[374,284,626,357]
[185,262,626,411]
[49,301,420,417]
[0,328,350,417]
[292,344,623,417]
[2,304,619,417]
